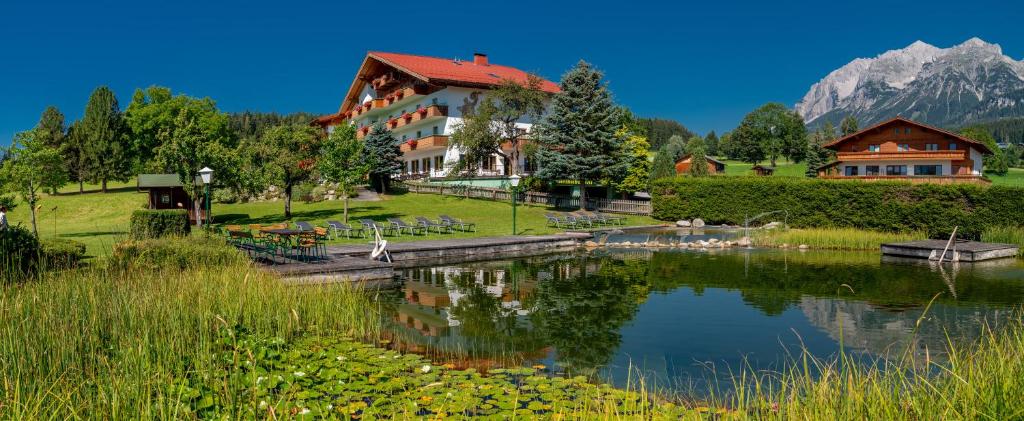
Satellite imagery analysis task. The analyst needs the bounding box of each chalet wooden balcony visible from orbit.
[818,175,990,185]
[400,135,449,153]
[347,86,426,120]
[355,105,448,139]
[836,150,967,161]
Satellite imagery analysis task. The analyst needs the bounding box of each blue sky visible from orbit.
[2,0,1022,145]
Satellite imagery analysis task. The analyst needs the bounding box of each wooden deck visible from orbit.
[881,239,1019,262]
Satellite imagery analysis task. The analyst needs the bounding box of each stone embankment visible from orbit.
[583,236,752,250]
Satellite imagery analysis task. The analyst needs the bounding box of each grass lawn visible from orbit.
[720,159,807,177]
[5,180,657,257]
[987,168,1024,186]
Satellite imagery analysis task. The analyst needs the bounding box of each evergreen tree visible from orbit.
[704,130,719,157]
[79,86,131,192]
[361,122,403,194]
[64,121,89,193]
[636,118,696,150]
[534,61,625,206]
[34,106,67,193]
[840,115,859,136]
[718,132,737,159]
[805,122,836,177]
[650,148,676,181]
[685,136,709,177]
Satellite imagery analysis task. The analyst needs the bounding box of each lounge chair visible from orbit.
[545,213,574,228]
[360,219,395,236]
[571,212,597,227]
[594,211,625,225]
[582,212,612,226]
[326,220,364,239]
[439,215,475,232]
[295,221,315,232]
[415,216,452,234]
[566,214,591,228]
[387,218,426,235]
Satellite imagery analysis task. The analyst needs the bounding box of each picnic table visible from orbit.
[260,228,304,237]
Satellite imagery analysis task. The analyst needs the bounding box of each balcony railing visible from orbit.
[836,150,968,161]
[818,175,989,185]
[347,86,426,120]
[358,105,448,139]
[399,134,449,153]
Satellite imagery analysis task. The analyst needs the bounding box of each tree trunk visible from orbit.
[194,197,202,228]
[578,178,587,210]
[343,196,349,224]
[102,179,108,193]
[284,185,293,218]
[28,184,39,238]
[78,180,84,194]
[381,176,388,195]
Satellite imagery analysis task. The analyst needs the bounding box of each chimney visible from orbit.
[473,52,488,66]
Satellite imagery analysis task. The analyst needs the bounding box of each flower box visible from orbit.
[417,107,427,115]
[406,139,418,149]
[402,113,413,120]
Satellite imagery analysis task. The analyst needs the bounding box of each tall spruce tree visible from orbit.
[34,106,67,193]
[704,130,719,157]
[650,148,676,181]
[840,115,859,136]
[80,86,131,192]
[64,121,88,193]
[534,61,624,206]
[361,122,403,194]
[805,122,836,177]
[685,136,710,177]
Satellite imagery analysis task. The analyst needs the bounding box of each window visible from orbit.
[894,128,900,135]
[416,130,422,138]
[432,125,439,135]
[866,165,880,176]
[844,166,859,176]
[482,155,497,171]
[914,165,941,176]
[434,155,444,169]
[949,143,958,150]
[925,143,939,151]
[886,165,907,176]
[898,144,910,152]
[905,127,911,135]
[868,145,880,152]
[422,158,431,172]
[411,160,419,173]
[160,193,171,205]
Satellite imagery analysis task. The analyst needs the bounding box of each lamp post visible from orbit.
[199,167,214,228]
[509,174,521,236]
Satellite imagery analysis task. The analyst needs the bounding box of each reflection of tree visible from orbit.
[446,265,545,356]
[531,255,650,375]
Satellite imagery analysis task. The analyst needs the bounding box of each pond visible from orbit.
[376,247,1024,395]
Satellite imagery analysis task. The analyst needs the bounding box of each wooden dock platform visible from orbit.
[261,233,592,284]
[881,239,1019,262]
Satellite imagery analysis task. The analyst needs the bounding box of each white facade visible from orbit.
[839,146,985,177]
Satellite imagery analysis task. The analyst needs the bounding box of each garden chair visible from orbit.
[326,220,364,239]
[360,219,395,236]
[439,215,475,232]
[565,214,591,228]
[295,221,315,232]
[572,212,598,227]
[594,211,625,225]
[545,213,573,228]
[415,216,452,234]
[248,224,270,244]
[387,218,426,236]
[581,212,610,226]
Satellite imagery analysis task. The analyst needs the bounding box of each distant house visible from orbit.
[137,174,206,224]
[751,165,775,176]
[675,154,726,175]
[816,117,992,184]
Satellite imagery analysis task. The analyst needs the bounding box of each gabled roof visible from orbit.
[823,116,993,154]
[676,154,726,166]
[137,174,201,189]
[338,52,559,113]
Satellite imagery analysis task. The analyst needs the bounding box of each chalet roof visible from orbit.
[137,174,201,189]
[676,154,726,166]
[822,116,993,154]
[338,52,559,114]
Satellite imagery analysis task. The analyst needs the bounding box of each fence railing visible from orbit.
[401,182,652,215]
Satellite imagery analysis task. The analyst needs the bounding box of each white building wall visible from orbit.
[841,160,951,176]
[969,147,984,175]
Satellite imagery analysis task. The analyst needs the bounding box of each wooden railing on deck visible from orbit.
[401,182,652,215]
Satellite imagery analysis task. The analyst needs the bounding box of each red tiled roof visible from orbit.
[823,116,993,154]
[369,52,560,94]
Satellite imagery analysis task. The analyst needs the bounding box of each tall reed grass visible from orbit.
[0,237,383,418]
[751,228,923,250]
[982,226,1024,257]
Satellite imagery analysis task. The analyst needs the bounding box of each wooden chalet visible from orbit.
[137,174,207,224]
[674,154,726,175]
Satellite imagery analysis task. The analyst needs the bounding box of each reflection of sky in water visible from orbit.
[382,249,1024,394]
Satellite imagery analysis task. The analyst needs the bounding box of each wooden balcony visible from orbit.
[400,135,449,153]
[358,105,448,139]
[836,150,967,161]
[348,86,427,120]
[818,175,990,185]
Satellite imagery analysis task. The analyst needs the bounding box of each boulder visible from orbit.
[584,241,598,248]
[709,238,720,244]
[676,220,692,227]
[736,236,751,247]
[692,218,705,228]
[763,221,782,230]
[798,244,809,250]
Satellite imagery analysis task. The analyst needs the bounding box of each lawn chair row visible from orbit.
[358,215,475,237]
[545,211,625,228]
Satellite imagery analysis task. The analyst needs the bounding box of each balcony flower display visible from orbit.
[417,106,427,116]
[406,139,417,149]
[402,112,413,120]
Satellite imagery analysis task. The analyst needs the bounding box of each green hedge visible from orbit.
[651,177,1024,238]
[0,226,41,281]
[40,239,87,269]
[130,209,191,240]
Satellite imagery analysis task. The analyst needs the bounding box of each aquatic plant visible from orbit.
[982,225,1024,257]
[751,227,923,250]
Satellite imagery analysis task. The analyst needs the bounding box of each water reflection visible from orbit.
[378,249,1024,391]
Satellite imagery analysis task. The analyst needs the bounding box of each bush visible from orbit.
[212,188,239,204]
[651,177,1024,238]
[110,236,245,270]
[40,239,87,269]
[0,225,41,280]
[130,209,190,240]
[0,195,17,212]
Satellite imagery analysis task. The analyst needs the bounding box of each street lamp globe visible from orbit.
[509,174,521,187]
[199,167,214,185]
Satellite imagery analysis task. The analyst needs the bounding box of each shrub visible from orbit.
[0,195,17,212]
[651,177,1024,238]
[110,236,245,270]
[212,188,239,204]
[0,225,41,280]
[130,209,190,240]
[40,239,87,269]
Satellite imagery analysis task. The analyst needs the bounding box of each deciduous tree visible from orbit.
[534,61,625,206]
[1,129,67,237]
[611,128,651,194]
[318,124,368,223]
[960,126,1008,175]
[155,106,237,222]
[730,103,807,166]
[258,124,322,217]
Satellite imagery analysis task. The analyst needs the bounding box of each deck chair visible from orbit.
[387,218,426,235]
[439,215,475,232]
[295,221,315,232]
[360,219,395,236]
[415,216,452,234]
[566,214,591,228]
[545,213,573,228]
[326,220,364,239]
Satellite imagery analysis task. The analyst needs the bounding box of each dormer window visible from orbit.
[898,144,910,152]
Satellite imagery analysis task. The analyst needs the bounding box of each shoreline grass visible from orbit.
[751,227,924,250]
[982,225,1024,257]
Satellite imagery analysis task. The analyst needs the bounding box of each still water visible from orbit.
[377,248,1024,393]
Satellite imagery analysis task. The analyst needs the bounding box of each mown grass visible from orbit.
[3,180,656,257]
[721,159,808,177]
[987,168,1024,187]
[751,227,924,250]
[982,225,1024,257]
